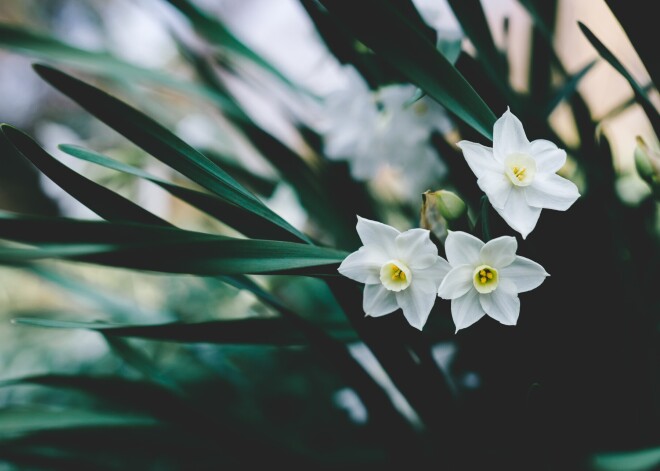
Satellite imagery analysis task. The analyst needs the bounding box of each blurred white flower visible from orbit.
[338,216,450,330]
[322,67,451,184]
[437,231,548,332]
[458,108,580,238]
[266,183,308,231]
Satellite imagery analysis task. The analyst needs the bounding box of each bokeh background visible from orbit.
[0,0,658,469]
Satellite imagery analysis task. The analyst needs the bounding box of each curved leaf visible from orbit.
[0,407,156,435]
[579,22,660,136]
[58,144,298,242]
[0,215,347,275]
[13,317,312,345]
[0,125,168,226]
[0,23,241,116]
[318,0,496,139]
[604,0,658,86]
[544,60,597,116]
[446,0,511,100]
[32,64,311,244]
[165,0,304,93]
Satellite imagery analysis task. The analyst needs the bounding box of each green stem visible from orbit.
[480,195,491,241]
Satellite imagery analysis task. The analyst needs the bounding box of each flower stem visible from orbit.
[480,195,491,241]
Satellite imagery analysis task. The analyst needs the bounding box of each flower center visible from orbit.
[504,153,536,187]
[472,265,499,294]
[380,259,412,292]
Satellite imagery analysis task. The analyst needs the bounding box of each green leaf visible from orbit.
[604,0,658,86]
[58,144,302,242]
[592,447,660,471]
[32,64,311,244]
[0,125,168,227]
[578,22,660,136]
[0,374,233,436]
[164,0,303,93]
[26,265,177,323]
[0,212,211,244]
[0,407,157,435]
[0,215,347,276]
[13,317,311,345]
[544,60,597,116]
[318,0,496,139]
[0,23,241,116]
[446,0,512,100]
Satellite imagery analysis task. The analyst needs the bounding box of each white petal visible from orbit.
[338,246,384,284]
[415,257,452,285]
[493,189,542,239]
[444,231,484,266]
[395,228,437,269]
[437,264,474,299]
[479,236,517,268]
[493,108,530,160]
[530,139,566,173]
[525,173,580,211]
[477,173,512,209]
[363,284,399,317]
[457,141,502,177]
[356,216,399,253]
[479,289,520,325]
[451,289,486,332]
[395,279,437,330]
[499,255,548,293]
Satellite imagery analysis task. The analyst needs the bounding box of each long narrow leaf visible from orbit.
[164,0,302,92]
[446,0,512,100]
[0,23,242,117]
[0,407,157,435]
[579,22,660,136]
[0,216,346,275]
[319,0,496,139]
[32,64,311,243]
[1,125,168,226]
[604,0,658,86]
[13,317,310,345]
[59,144,303,242]
[544,60,597,116]
[0,213,213,244]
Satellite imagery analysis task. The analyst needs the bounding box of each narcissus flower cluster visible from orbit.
[338,109,578,332]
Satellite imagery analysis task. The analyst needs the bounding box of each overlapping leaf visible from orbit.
[58,144,297,241]
[13,317,309,345]
[0,23,241,116]
[31,64,311,243]
[579,22,660,136]
[0,215,346,276]
[319,0,496,139]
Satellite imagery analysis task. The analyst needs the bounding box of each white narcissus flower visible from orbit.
[458,108,580,238]
[338,216,451,330]
[437,231,549,332]
[322,66,450,185]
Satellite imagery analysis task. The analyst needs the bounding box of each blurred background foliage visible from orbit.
[0,0,658,469]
